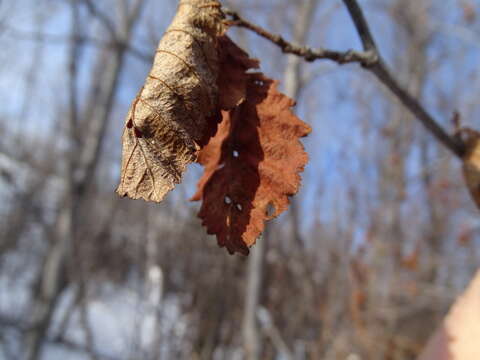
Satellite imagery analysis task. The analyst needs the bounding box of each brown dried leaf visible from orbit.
[117,0,224,202]
[217,36,259,110]
[460,128,480,209]
[193,70,311,255]
[191,36,259,200]
[195,36,259,149]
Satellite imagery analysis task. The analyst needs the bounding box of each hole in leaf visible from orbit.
[236,203,243,211]
[266,202,276,217]
[254,80,264,86]
[224,196,232,205]
[233,150,239,158]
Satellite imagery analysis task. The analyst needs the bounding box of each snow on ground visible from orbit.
[0,255,184,359]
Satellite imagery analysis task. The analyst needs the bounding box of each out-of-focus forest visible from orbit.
[0,0,479,359]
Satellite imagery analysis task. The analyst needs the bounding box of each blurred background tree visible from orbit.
[0,0,479,359]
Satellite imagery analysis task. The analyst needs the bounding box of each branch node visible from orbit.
[359,50,379,68]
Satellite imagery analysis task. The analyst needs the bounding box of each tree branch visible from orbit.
[341,0,377,51]
[224,3,467,158]
[369,63,465,156]
[341,0,466,157]
[224,9,376,65]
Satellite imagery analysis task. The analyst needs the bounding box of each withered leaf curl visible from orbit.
[192,39,311,255]
[117,0,225,202]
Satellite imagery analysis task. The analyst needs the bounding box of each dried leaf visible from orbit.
[460,128,480,209]
[193,69,311,255]
[196,36,259,148]
[217,36,259,110]
[116,3,311,255]
[192,36,259,201]
[117,0,225,202]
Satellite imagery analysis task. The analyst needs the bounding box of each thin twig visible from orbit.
[224,9,376,65]
[340,0,466,157]
[224,3,467,158]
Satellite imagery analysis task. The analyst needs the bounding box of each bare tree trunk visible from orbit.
[24,3,80,358]
[145,209,164,360]
[77,0,144,195]
[25,206,73,360]
[242,3,319,359]
[242,233,266,360]
[368,1,432,359]
[24,2,145,358]
[283,0,319,247]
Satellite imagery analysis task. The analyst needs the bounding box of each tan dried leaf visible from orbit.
[116,0,224,202]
